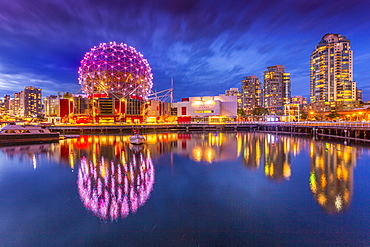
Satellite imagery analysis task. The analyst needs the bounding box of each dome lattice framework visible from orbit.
[78,42,153,99]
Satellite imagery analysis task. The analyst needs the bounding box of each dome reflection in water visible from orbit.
[77,145,154,221]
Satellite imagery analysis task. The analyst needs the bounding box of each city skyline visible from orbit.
[1,0,370,101]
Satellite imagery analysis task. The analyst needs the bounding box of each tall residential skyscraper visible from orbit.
[13,91,24,117]
[3,95,10,111]
[241,75,262,113]
[24,86,42,117]
[310,33,357,111]
[263,65,291,113]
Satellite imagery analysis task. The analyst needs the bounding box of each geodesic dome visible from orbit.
[78,42,153,99]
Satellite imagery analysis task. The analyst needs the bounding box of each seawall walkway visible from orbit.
[48,121,370,143]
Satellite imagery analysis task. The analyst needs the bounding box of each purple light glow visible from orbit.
[77,150,155,221]
[78,42,153,97]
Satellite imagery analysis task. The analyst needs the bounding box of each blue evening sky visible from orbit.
[0,0,369,101]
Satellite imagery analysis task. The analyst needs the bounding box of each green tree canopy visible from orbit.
[327,111,340,120]
[252,107,269,116]
[237,108,246,116]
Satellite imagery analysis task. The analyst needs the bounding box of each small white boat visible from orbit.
[130,129,145,145]
[129,134,145,145]
[0,123,60,145]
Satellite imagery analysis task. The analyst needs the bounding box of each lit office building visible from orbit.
[13,91,24,117]
[24,86,42,117]
[291,95,308,105]
[9,99,15,117]
[3,95,10,112]
[263,65,291,113]
[44,95,59,117]
[0,99,4,116]
[288,96,308,118]
[241,76,263,114]
[73,96,89,115]
[145,100,172,120]
[356,89,363,102]
[225,88,242,109]
[310,33,358,111]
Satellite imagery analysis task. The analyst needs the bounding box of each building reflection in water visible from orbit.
[240,133,357,214]
[167,133,238,164]
[241,133,309,181]
[0,143,58,169]
[263,134,293,181]
[241,133,263,170]
[77,145,154,221]
[309,141,355,214]
[0,132,361,218]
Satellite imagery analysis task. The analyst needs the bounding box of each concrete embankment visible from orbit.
[48,122,370,143]
[47,123,259,134]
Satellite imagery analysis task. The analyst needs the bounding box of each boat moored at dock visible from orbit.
[0,124,60,145]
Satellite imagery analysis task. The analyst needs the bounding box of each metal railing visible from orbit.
[49,121,370,129]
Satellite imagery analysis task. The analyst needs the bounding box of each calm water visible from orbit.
[0,132,370,246]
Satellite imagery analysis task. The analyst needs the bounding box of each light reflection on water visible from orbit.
[57,132,357,215]
[77,146,155,221]
[0,132,360,216]
[0,132,369,246]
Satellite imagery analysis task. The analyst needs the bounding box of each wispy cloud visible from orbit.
[0,0,370,100]
[0,63,79,96]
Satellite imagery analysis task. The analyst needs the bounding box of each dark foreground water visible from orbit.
[0,132,370,246]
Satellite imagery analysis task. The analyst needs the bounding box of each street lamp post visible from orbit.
[309,111,314,121]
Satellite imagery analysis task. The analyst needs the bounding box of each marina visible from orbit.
[0,124,60,145]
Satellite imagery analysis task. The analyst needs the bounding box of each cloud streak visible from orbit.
[0,0,369,100]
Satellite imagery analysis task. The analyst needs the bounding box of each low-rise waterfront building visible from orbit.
[175,94,237,122]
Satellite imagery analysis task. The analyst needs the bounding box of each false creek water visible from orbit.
[0,132,370,246]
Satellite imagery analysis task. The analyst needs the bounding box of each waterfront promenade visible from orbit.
[47,121,370,143]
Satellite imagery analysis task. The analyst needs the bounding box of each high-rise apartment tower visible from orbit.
[24,86,42,117]
[241,76,263,113]
[263,65,291,113]
[13,91,24,117]
[310,33,357,111]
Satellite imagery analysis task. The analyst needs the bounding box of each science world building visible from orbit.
[63,42,155,123]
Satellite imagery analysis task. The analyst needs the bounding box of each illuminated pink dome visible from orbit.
[78,42,153,99]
